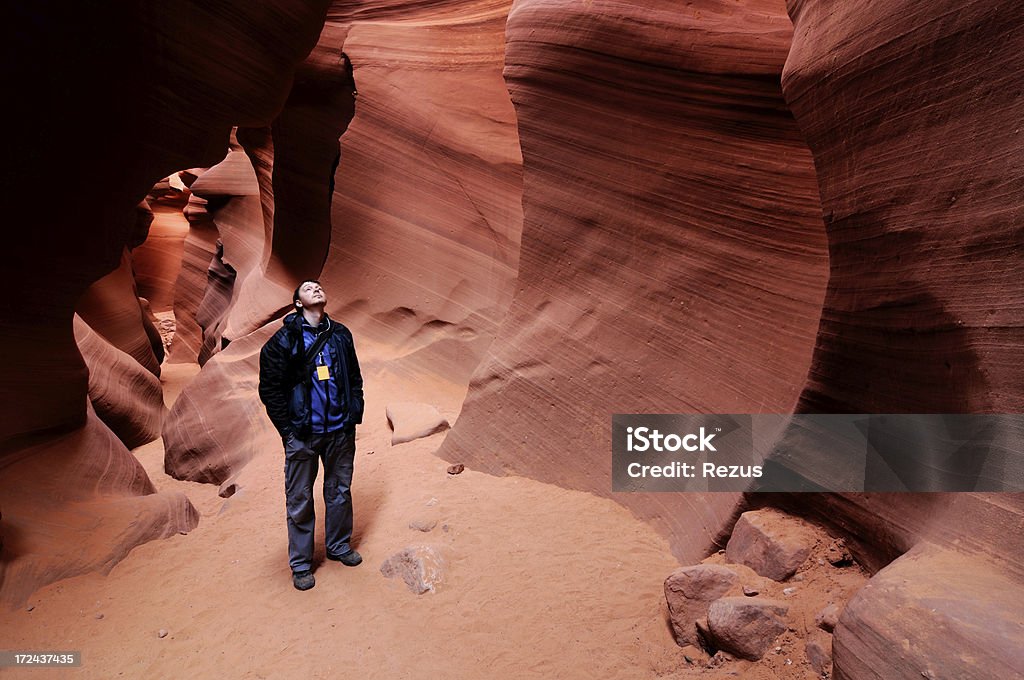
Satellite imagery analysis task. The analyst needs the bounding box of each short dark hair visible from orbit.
[293,279,321,307]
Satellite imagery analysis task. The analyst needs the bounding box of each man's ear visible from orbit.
[295,301,303,308]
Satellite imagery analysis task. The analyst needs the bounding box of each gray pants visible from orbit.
[283,428,356,572]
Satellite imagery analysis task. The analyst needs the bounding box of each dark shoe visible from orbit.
[292,570,315,590]
[327,549,362,567]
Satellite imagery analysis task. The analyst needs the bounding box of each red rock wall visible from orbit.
[167,189,222,364]
[163,0,524,480]
[0,0,332,604]
[774,0,1024,565]
[784,0,1024,415]
[182,142,264,364]
[775,2,1024,675]
[76,250,163,377]
[0,407,197,607]
[2,0,331,441]
[74,316,165,450]
[167,30,360,366]
[437,0,830,562]
[320,0,523,379]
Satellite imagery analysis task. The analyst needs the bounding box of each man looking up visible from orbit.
[258,280,365,591]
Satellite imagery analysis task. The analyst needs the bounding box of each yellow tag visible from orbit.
[316,365,330,381]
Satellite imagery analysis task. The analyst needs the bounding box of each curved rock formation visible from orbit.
[784,1,1024,415]
[0,0,332,603]
[163,0,524,481]
[0,407,197,607]
[163,327,278,484]
[773,0,1024,585]
[437,0,829,562]
[74,315,164,450]
[168,189,222,364]
[320,0,523,378]
[3,0,331,441]
[770,1,1024,675]
[76,249,162,377]
[133,191,191,317]
[181,143,262,364]
[169,32,359,365]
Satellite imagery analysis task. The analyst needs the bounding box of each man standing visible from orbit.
[258,280,365,591]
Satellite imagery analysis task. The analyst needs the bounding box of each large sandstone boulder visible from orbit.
[833,543,1024,680]
[725,508,818,581]
[664,564,739,646]
[705,597,789,661]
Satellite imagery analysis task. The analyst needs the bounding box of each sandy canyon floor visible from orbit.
[2,347,855,679]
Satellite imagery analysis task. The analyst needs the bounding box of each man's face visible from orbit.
[296,281,327,308]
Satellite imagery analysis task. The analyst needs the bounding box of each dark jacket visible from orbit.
[258,312,364,438]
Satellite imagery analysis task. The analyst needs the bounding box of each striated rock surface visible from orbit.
[0,408,197,607]
[768,0,1024,593]
[242,25,357,305]
[783,0,1024,416]
[133,197,191,316]
[164,328,278,484]
[1,0,331,604]
[74,316,165,449]
[3,0,332,443]
[76,249,162,377]
[319,0,523,382]
[164,0,524,483]
[170,25,359,366]
[181,146,263,364]
[833,542,1024,680]
[764,2,1024,675]
[437,0,829,562]
[167,189,222,364]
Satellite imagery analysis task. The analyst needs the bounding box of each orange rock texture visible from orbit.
[162,0,523,481]
[1,0,332,602]
[437,0,829,563]
[2,2,1022,673]
[773,2,1024,672]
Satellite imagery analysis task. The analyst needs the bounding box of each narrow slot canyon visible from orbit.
[1,1,1022,678]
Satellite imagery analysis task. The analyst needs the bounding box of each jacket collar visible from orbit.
[284,311,331,332]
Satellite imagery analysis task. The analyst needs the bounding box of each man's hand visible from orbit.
[284,432,308,457]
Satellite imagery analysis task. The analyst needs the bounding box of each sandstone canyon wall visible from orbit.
[0,1,333,604]
[162,0,524,483]
[437,0,830,563]
[775,1,1024,675]
[1,2,1021,675]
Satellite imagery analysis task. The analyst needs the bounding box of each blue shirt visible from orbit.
[302,319,348,433]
